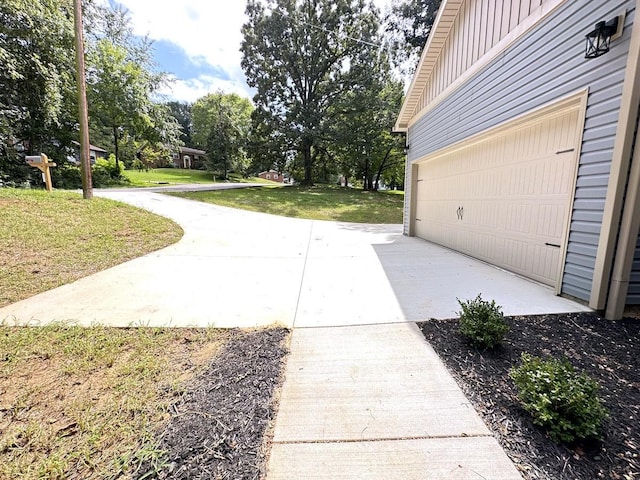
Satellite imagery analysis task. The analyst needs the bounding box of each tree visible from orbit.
[248,108,290,176]
[241,0,380,185]
[86,6,179,171]
[0,0,77,184]
[384,0,442,78]
[326,45,405,190]
[167,101,193,146]
[192,92,253,178]
[0,0,179,186]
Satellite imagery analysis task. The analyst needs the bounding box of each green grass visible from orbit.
[122,168,274,187]
[0,324,229,479]
[0,189,183,307]
[170,185,405,223]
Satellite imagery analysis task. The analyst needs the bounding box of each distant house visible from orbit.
[89,144,108,163]
[69,142,108,164]
[258,170,284,182]
[172,146,207,169]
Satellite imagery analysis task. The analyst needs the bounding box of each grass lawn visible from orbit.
[0,188,183,308]
[170,185,405,224]
[122,168,273,187]
[0,188,226,478]
[0,325,229,479]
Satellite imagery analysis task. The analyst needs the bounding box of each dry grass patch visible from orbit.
[0,325,231,479]
[0,189,183,307]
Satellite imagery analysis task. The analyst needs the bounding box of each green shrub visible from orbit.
[53,164,82,189]
[510,353,608,443]
[91,154,130,187]
[457,294,508,348]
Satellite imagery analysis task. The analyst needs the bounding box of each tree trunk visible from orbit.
[374,147,394,192]
[302,139,313,185]
[113,124,120,172]
[363,160,370,190]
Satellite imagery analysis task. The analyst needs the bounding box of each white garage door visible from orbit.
[414,102,582,287]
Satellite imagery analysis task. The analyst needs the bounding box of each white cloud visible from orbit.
[113,0,390,102]
[158,75,254,104]
[113,0,248,96]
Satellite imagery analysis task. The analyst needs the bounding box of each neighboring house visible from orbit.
[395,0,640,319]
[69,142,108,164]
[258,170,284,182]
[172,146,207,169]
[89,144,108,163]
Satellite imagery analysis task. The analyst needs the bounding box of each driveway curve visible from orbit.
[0,189,587,327]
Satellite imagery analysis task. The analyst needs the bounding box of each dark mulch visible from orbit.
[137,328,289,480]
[419,312,640,480]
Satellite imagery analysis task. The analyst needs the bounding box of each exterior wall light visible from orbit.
[403,143,410,154]
[585,17,619,58]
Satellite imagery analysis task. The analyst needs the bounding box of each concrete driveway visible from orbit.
[0,189,589,327]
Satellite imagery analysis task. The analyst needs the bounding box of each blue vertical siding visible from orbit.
[406,0,634,301]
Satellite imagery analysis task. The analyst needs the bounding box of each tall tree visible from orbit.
[192,92,253,178]
[86,6,178,171]
[0,0,77,183]
[384,0,442,78]
[241,0,380,185]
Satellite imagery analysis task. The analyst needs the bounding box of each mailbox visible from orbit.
[26,153,56,191]
[26,155,43,164]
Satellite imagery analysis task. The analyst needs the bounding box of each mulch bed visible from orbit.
[419,312,639,480]
[136,327,289,480]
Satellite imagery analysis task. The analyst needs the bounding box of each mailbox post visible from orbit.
[26,154,56,192]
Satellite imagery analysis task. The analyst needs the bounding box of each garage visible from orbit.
[412,99,583,289]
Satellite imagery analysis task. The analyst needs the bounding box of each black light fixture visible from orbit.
[585,17,619,58]
[403,143,410,155]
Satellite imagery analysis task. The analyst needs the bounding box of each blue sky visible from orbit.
[110,0,390,103]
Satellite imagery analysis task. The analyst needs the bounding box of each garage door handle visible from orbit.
[545,242,561,248]
[556,148,575,154]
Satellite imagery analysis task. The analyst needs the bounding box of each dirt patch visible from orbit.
[137,327,290,480]
[419,312,639,480]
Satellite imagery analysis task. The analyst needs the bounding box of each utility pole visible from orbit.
[73,0,93,199]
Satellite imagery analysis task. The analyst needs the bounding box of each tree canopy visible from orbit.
[241,0,381,185]
[0,0,77,184]
[192,92,253,179]
[1,0,440,189]
[0,0,179,186]
[86,6,179,171]
[384,0,442,79]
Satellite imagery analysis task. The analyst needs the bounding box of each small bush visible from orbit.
[510,353,608,443]
[457,294,508,348]
[53,164,82,189]
[91,154,131,187]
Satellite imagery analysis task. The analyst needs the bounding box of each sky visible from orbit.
[109,0,391,103]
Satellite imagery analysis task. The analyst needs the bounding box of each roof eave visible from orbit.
[395,0,464,130]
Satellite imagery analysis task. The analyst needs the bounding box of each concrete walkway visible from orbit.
[0,189,591,478]
[268,324,523,479]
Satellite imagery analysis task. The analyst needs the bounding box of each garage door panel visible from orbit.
[414,105,580,287]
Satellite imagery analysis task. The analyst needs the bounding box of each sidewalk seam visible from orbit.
[292,221,314,329]
[271,433,494,445]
